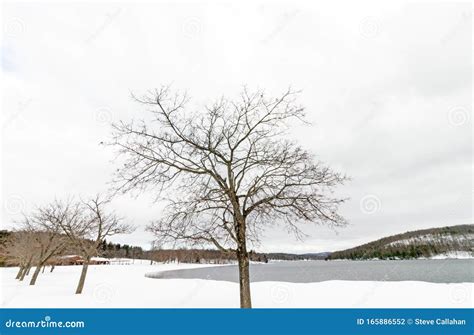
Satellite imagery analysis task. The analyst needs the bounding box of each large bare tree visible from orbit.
[111,87,348,307]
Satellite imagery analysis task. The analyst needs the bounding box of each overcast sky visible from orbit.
[1,1,472,253]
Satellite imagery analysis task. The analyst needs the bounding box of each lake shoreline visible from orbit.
[146,259,474,284]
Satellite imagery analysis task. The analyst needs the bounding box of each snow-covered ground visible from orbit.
[1,261,472,308]
[429,251,473,259]
[387,233,474,247]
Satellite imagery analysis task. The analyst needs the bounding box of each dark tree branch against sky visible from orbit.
[110,87,348,307]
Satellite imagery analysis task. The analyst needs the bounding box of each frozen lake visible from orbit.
[146,259,474,283]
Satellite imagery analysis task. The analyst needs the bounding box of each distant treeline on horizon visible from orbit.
[0,230,328,266]
[90,241,330,264]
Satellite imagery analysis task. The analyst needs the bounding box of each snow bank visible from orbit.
[429,251,473,259]
[1,263,472,308]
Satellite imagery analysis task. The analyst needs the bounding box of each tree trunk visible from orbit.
[233,211,252,308]
[20,264,31,281]
[15,266,24,279]
[237,249,252,308]
[29,264,43,285]
[42,265,46,273]
[26,266,31,275]
[75,259,90,294]
[19,267,27,281]
[50,265,55,273]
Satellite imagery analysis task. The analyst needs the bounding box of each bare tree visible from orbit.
[3,230,38,281]
[56,195,134,294]
[17,205,70,285]
[27,231,67,285]
[111,87,348,307]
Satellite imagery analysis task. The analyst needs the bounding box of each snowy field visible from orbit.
[1,261,472,308]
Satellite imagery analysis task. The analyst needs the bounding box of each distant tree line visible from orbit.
[97,242,270,264]
[1,231,272,266]
[144,249,268,264]
[2,230,330,267]
[265,252,330,261]
[328,224,474,260]
[99,240,145,259]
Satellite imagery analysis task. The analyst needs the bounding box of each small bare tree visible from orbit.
[56,195,134,294]
[111,87,348,307]
[3,230,38,281]
[17,205,69,285]
[27,231,67,285]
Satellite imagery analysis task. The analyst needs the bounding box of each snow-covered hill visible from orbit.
[329,225,474,260]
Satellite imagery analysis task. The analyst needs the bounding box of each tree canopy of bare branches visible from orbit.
[54,195,134,294]
[111,86,348,307]
[3,230,39,281]
[18,205,70,285]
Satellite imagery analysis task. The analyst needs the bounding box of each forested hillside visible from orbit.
[328,225,473,260]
